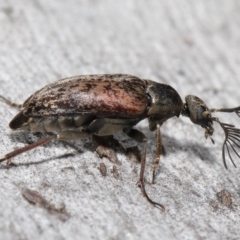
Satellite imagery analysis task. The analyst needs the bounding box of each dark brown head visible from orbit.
[182,94,240,169]
[181,95,214,140]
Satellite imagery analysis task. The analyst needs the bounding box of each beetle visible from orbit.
[0,74,240,210]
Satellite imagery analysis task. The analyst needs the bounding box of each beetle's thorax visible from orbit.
[145,80,183,131]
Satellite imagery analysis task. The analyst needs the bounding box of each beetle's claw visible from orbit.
[138,178,165,211]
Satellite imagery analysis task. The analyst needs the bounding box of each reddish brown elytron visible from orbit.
[22,75,149,117]
[0,74,240,210]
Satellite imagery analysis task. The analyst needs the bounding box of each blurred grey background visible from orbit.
[0,0,240,239]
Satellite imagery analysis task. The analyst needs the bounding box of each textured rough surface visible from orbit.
[22,74,149,117]
[0,0,240,239]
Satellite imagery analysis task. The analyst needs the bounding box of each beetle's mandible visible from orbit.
[1,74,240,210]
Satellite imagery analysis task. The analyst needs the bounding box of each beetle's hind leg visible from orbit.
[0,135,57,164]
[0,130,91,164]
[0,95,22,109]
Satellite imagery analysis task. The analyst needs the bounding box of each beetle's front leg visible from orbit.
[139,138,165,210]
[123,126,163,184]
[123,127,165,210]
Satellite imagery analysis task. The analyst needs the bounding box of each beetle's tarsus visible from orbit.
[138,179,165,210]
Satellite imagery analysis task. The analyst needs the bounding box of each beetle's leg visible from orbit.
[0,130,90,164]
[0,135,56,164]
[57,130,90,140]
[152,124,162,184]
[123,128,146,143]
[0,95,22,109]
[93,135,121,163]
[123,128,165,210]
[139,138,165,210]
[88,118,130,163]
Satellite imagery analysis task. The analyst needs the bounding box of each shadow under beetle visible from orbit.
[1,74,240,210]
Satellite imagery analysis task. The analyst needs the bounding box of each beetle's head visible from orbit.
[181,94,240,169]
[181,95,214,140]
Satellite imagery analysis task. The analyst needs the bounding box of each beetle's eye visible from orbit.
[202,111,211,119]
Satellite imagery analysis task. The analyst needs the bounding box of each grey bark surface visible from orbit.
[0,0,240,239]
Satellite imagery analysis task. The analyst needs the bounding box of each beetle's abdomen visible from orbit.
[9,112,94,133]
[9,111,29,130]
[9,111,140,136]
